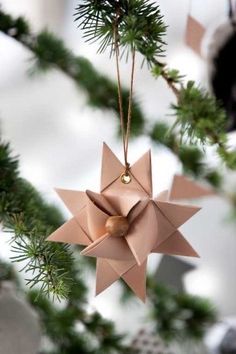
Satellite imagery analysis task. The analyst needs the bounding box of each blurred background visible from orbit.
[1,1,236,353]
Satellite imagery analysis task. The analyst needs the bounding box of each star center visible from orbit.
[105,216,129,237]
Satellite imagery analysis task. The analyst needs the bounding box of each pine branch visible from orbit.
[152,66,236,170]
[1,8,235,174]
[2,9,236,224]
[0,259,129,354]
[152,62,183,97]
[0,140,76,299]
[172,81,227,145]
[78,0,235,172]
[149,121,223,188]
[1,258,216,351]
[10,225,73,300]
[0,8,144,136]
[27,287,130,354]
[75,0,167,64]
[148,282,217,343]
[119,277,217,343]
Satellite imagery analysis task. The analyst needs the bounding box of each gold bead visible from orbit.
[105,216,129,237]
[121,172,131,184]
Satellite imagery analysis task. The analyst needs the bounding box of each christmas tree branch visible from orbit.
[0,141,76,299]
[148,282,217,343]
[74,0,167,63]
[0,8,144,136]
[149,121,223,188]
[75,1,236,170]
[1,7,236,174]
[1,259,216,351]
[2,9,236,217]
[0,260,130,354]
[27,287,130,353]
[152,64,236,169]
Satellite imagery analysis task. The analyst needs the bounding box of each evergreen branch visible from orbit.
[27,287,130,353]
[1,10,236,202]
[74,0,167,64]
[149,282,217,343]
[149,121,223,188]
[0,141,76,299]
[152,61,183,98]
[172,81,227,145]
[10,225,73,300]
[74,3,236,170]
[2,8,236,218]
[1,8,235,174]
[120,277,217,343]
[152,68,236,170]
[1,260,128,354]
[0,8,144,136]
[173,81,236,170]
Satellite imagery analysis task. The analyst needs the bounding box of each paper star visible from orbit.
[47,143,213,301]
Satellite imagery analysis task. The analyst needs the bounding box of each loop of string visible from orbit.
[114,14,136,174]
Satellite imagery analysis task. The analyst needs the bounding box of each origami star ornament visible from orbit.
[47,143,214,302]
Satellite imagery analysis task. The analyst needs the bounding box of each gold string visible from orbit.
[114,23,127,167]
[113,15,136,174]
[125,48,136,171]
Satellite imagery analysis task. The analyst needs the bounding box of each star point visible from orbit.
[170,174,215,200]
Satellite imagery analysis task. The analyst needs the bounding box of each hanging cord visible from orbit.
[113,12,136,175]
[125,48,136,172]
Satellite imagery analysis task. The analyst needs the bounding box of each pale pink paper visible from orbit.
[186,15,206,56]
[47,143,213,301]
[169,175,215,200]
